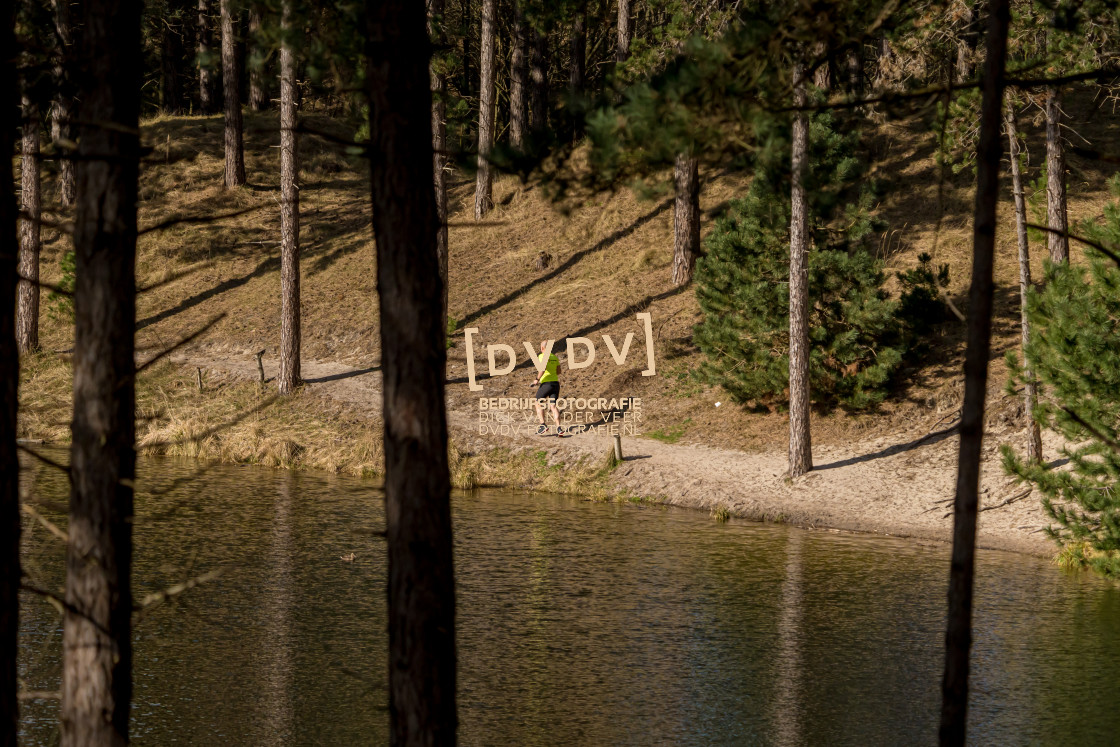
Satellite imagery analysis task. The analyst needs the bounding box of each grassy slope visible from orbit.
[17,97,1120,478]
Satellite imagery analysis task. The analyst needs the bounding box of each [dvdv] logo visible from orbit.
[462,312,657,391]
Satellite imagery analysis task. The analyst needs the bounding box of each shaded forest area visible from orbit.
[7,0,1120,744]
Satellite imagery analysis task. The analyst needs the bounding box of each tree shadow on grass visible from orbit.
[137,255,280,330]
[457,197,673,328]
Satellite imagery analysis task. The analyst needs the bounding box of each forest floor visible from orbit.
[18,100,1120,557]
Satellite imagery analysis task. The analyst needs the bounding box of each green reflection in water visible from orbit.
[16,453,1120,745]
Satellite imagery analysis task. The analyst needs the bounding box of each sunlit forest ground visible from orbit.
[17,95,1120,480]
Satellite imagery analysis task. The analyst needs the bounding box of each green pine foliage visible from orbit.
[1003,176,1120,576]
[694,113,945,411]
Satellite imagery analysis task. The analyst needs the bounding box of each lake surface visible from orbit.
[16,456,1120,745]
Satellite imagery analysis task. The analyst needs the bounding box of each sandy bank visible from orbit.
[173,352,1055,558]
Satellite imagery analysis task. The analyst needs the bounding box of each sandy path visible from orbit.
[174,352,1055,557]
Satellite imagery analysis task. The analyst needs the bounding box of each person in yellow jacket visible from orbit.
[531,341,564,436]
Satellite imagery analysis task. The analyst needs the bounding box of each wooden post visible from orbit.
[255,349,265,382]
[195,367,203,392]
[612,434,623,462]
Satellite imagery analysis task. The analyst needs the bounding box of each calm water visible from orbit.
[16,456,1120,745]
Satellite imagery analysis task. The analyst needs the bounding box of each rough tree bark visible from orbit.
[671,153,699,287]
[788,63,812,478]
[429,0,449,331]
[0,3,22,741]
[939,1,1010,744]
[365,0,457,742]
[61,0,142,743]
[221,0,246,187]
[198,0,217,113]
[53,0,76,206]
[249,4,268,111]
[277,0,300,396]
[812,41,830,91]
[509,2,528,150]
[473,0,496,219]
[528,26,548,135]
[1005,102,1042,464]
[616,0,631,63]
[18,93,41,354]
[1045,86,1069,264]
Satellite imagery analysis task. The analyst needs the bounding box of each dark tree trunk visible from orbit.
[429,0,449,331]
[61,0,141,743]
[460,0,473,101]
[788,63,812,478]
[528,26,548,136]
[509,3,528,150]
[1005,102,1042,464]
[0,3,22,741]
[939,1,1010,744]
[474,0,496,219]
[277,0,300,396]
[616,0,630,63]
[53,0,77,207]
[671,153,699,287]
[198,0,218,113]
[18,94,40,354]
[249,4,268,111]
[364,0,457,742]
[221,0,246,187]
[1045,87,1068,264]
[569,4,586,99]
[161,4,184,113]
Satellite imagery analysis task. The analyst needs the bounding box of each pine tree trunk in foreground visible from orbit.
[1005,102,1042,464]
[428,0,449,331]
[939,1,1009,744]
[671,153,699,287]
[474,0,496,219]
[18,94,41,354]
[616,0,630,63]
[509,2,528,150]
[198,0,217,113]
[1045,86,1068,264]
[788,64,812,478]
[277,0,300,396]
[221,0,246,187]
[0,4,22,741]
[528,27,548,136]
[365,0,457,742]
[249,4,268,111]
[53,0,76,206]
[61,0,141,742]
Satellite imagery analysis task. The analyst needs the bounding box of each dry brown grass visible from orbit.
[21,94,1120,475]
[19,352,614,496]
